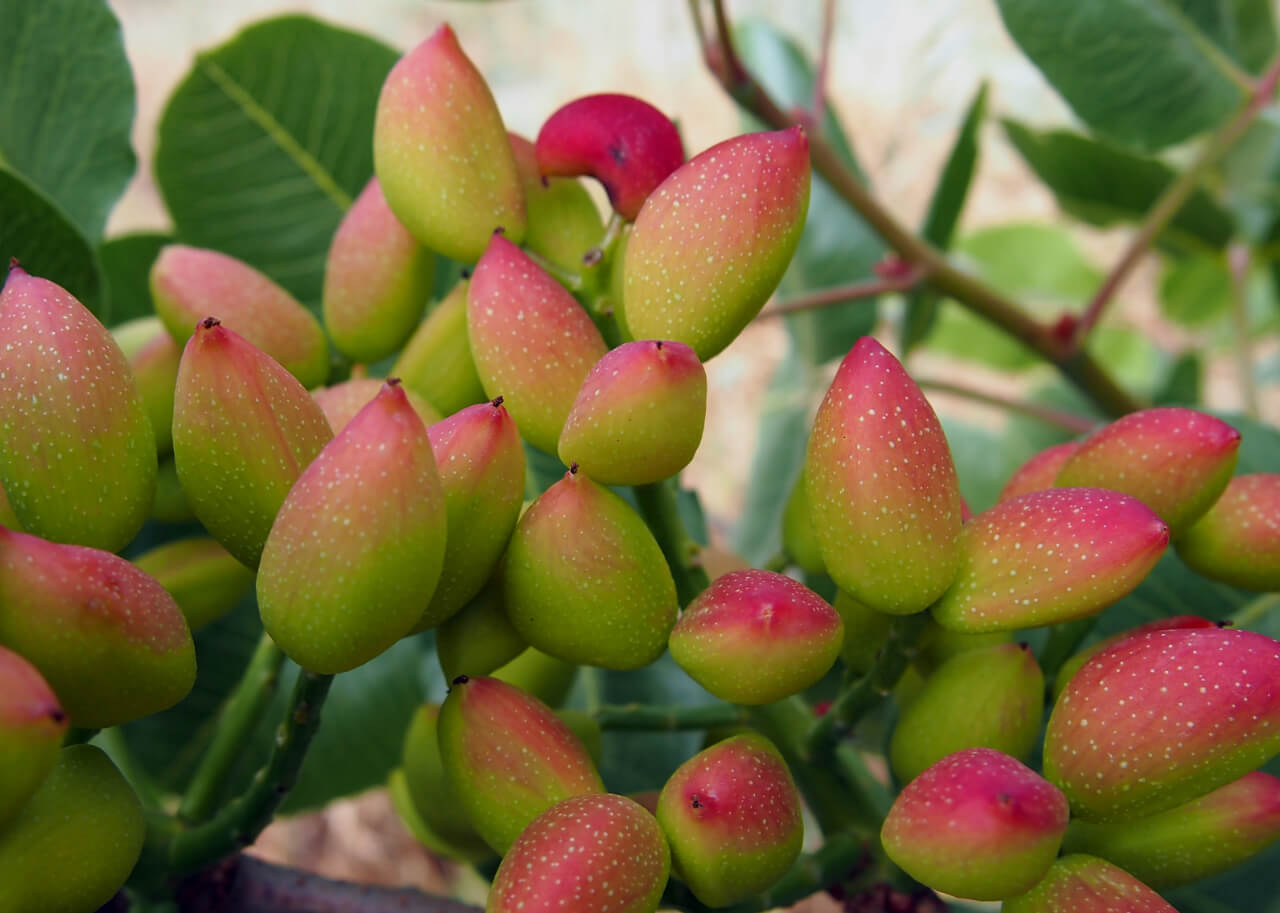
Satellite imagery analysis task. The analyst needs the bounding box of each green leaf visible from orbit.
[733,19,885,365]
[903,84,988,353]
[0,167,105,316]
[1218,110,1280,242]
[1158,253,1233,326]
[939,417,1041,514]
[0,0,136,243]
[730,352,817,566]
[1178,0,1278,74]
[1003,121,1235,253]
[154,16,399,309]
[996,0,1248,151]
[1154,351,1205,405]
[1086,326,1170,398]
[99,233,172,328]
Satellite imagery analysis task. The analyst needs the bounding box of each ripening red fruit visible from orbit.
[312,376,441,433]
[1001,854,1177,913]
[805,337,964,615]
[1044,626,1280,821]
[535,93,684,221]
[1176,473,1280,592]
[1055,407,1241,537]
[998,441,1082,503]
[0,646,66,828]
[668,569,843,705]
[1051,614,1218,700]
[881,748,1069,901]
[486,794,670,913]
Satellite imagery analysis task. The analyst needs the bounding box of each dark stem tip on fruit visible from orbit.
[199,316,221,329]
[1218,620,1234,628]
[490,395,504,407]
[569,462,580,475]
[540,175,550,189]
[7,256,20,272]
[385,376,403,388]
[493,225,506,236]
[654,340,664,350]
[1018,641,1031,652]
[460,267,473,280]
[49,708,67,724]
[690,795,703,809]
[582,247,603,267]
[451,674,470,686]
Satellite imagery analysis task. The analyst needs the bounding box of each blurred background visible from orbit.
[102,1,1278,908]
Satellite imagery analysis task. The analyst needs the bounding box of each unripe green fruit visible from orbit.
[556,708,604,768]
[400,703,493,859]
[1055,407,1241,538]
[151,244,329,389]
[467,234,608,454]
[889,643,1043,784]
[0,266,156,552]
[806,337,963,614]
[0,484,18,530]
[373,24,526,262]
[323,177,433,363]
[557,340,707,486]
[657,732,802,907]
[781,469,825,574]
[0,528,195,728]
[392,279,488,417]
[133,536,255,631]
[438,675,604,853]
[510,132,605,274]
[622,127,810,360]
[436,580,527,682]
[492,647,578,708]
[1176,473,1280,591]
[832,590,893,675]
[0,745,145,913]
[914,621,1012,676]
[0,646,66,828]
[668,569,843,704]
[1002,854,1177,913]
[503,468,677,669]
[487,794,670,913]
[112,315,181,454]
[416,398,525,631]
[389,767,492,863]
[172,319,333,568]
[259,381,447,674]
[150,457,196,524]
[1063,771,1280,889]
[313,376,441,433]
[881,748,1069,901]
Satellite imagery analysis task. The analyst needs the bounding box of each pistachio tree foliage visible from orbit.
[2,2,1280,912]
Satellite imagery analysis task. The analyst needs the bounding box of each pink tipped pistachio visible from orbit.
[535,93,684,221]
[0,267,156,551]
[171,319,333,568]
[150,245,329,389]
[113,316,181,454]
[373,25,525,261]
[401,703,492,859]
[438,675,604,853]
[1052,614,1218,700]
[0,646,67,828]
[467,234,608,453]
[418,399,525,630]
[492,647,578,709]
[132,537,256,631]
[487,794,670,913]
[258,381,447,674]
[998,441,1083,503]
[323,177,434,363]
[557,340,707,485]
[781,468,826,574]
[889,643,1043,784]
[503,469,677,669]
[1176,473,1280,591]
[1001,854,1177,913]
[436,580,527,682]
[622,127,810,360]
[1055,407,1241,537]
[668,569,843,705]
[1064,771,1280,889]
[931,488,1169,633]
[312,376,441,433]
[510,133,605,274]
[1044,626,1280,821]
[0,745,145,913]
[392,279,487,417]
[0,528,195,728]
[389,768,491,864]
[656,732,802,907]
[805,337,964,615]
[881,748,1069,901]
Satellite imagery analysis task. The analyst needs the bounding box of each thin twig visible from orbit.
[695,0,1143,417]
[1227,243,1261,418]
[758,268,925,319]
[593,701,748,731]
[1073,53,1280,351]
[918,378,1100,434]
[633,479,711,606]
[811,0,837,122]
